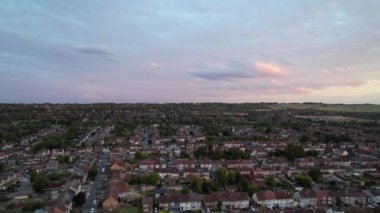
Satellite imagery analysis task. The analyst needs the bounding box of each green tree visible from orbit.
[209,149,223,160]
[202,180,217,194]
[227,172,236,185]
[246,184,260,196]
[217,201,222,211]
[32,173,49,193]
[194,146,208,158]
[265,175,276,189]
[215,168,228,187]
[88,165,97,181]
[283,143,305,161]
[145,173,161,185]
[135,151,145,160]
[295,175,312,188]
[0,162,5,173]
[305,150,318,157]
[182,187,190,194]
[308,167,322,182]
[30,169,38,183]
[191,179,202,194]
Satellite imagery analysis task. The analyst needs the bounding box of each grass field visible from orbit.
[269,103,380,112]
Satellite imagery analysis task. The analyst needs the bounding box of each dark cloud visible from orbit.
[192,70,253,81]
[73,44,117,58]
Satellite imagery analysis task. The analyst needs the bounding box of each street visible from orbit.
[82,152,109,213]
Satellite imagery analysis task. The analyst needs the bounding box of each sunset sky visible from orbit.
[1,0,380,103]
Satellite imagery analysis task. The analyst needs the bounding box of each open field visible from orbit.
[294,115,369,122]
[269,103,380,113]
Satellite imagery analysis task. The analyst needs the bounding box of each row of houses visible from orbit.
[142,188,380,213]
[157,192,250,212]
[253,188,380,209]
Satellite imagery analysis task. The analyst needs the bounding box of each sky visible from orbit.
[1,0,380,103]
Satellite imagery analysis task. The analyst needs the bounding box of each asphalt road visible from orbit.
[82,153,109,213]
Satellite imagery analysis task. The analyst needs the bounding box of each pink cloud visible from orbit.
[290,86,313,94]
[84,93,102,101]
[321,67,353,74]
[337,80,366,87]
[254,61,286,76]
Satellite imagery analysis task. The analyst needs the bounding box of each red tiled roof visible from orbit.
[256,191,276,201]
[203,192,249,203]
[158,193,201,203]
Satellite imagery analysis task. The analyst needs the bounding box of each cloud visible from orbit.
[254,61,286,76]
[192,60,289,81]
[72,44,118,61]
[84,93,102,101]
[150,62,160,69]
[336,80,366,87]
[192,70,252,81]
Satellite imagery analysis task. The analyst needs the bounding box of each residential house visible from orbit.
[202,192,250,211]
[295,157,316,168]
[224,159,256,169]
[253,190,295,209]
[158,193,202,212]
[46,160,59,171]
[315,189,336,206]
[156,168,179,179]
[338,191,367,206]
[139,160,162,172]
[110,160,126,172]
[142,197,154,213]
[103,190,119,212]
[175,159,196,170]
[363,188,380,205]
[50,192,73,213]
[294,190,318,207]
[253,190,277,209]
[274,191,295,208]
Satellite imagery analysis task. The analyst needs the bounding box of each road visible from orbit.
[142,127,152,149]
[82,152,109,213]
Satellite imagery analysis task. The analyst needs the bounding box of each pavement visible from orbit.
[82,152,109,213]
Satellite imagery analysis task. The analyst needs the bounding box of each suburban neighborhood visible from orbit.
[0,103,379,213]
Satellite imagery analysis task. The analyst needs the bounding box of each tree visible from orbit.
[88,165,97,181]
[215,168,228,187]
[135,151,145,160]
[179,151,190,158]
[57,155,70,164]
[295,175,312,188]
[194,146,208,158]
[308,167,321,182]
[191,179,202,194]
[217,201,222,211]
[283,143,305,161]
[223,148,248,160]
[227,172,236,185]
[145,173,160,185]
[202,180,217,194]
[0,162,5,173]
[265,176,276,189]
[30,169,37,183]
[209,149,223,160]
[246,185,260,196]
[32,173,49,193]
[182,187,190,194]
[300,134,309,143]
[73,191,86,206]
[305,150,318,157]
